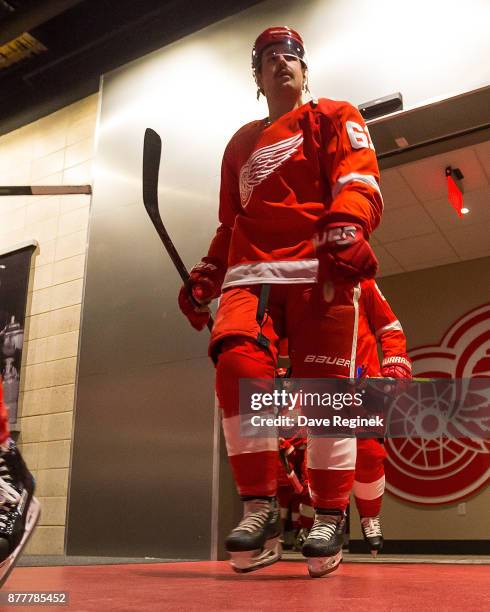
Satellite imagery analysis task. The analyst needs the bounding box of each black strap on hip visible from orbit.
[256,284,271,349]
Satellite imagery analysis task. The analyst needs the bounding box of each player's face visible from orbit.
[256,43,306,101]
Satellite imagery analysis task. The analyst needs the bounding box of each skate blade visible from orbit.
[0,496,41,589]
[230,536,282,573]
[307,550,342,578]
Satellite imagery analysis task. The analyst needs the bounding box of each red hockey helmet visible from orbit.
[252,26,307,74]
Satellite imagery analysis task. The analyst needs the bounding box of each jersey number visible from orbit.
[346,121,375,151]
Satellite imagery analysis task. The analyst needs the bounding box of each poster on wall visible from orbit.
[0,241,37,425]
[385,303,490,506]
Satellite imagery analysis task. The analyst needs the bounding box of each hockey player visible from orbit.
[355,279,412,555]
[0,375,40,587]
[178,27,383,577]
[277,278,412,557]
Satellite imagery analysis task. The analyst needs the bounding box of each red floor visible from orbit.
[4,560,490,611]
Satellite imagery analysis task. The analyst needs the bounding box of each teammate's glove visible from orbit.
[313,212,378,286]
[177,257,225,331]
[381,355,412,379]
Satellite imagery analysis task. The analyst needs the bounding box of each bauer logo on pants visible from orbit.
[385,303,490,506]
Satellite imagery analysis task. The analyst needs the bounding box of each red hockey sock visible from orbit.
[307,437,356,510]
[308,468,355,511]
[216,337,278,497]
[355,438,386,516]
[355,493,383,517]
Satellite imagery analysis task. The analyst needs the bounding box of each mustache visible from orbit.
[276,67,293,77]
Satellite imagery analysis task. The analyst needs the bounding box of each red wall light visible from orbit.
[445,167,464,217]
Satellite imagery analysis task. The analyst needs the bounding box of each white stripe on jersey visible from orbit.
[350,285,361,379]
[332,172,383,208]
[376,320,403,338]
[222,259,318,289]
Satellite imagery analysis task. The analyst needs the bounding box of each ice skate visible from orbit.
[360,515,383,557]
[0,439,41,588]
[293,526,309,551]
[302,511,345,577]
[225,497,282,573]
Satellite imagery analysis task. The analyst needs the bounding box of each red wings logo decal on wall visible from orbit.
[384,303,490,505]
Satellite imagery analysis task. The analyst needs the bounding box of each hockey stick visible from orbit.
[142,128,214,331]
[278,444,304,494]
[0,185,91,196]
[142,131,306,494]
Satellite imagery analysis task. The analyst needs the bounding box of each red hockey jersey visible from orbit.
[206,98,383,289]
[356,279,407,376]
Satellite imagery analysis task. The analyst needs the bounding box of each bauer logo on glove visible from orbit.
[313,224,358,249]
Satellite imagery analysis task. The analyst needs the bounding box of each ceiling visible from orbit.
[366,87,490,277]
[373,139,490,276]
[0,0,262,135]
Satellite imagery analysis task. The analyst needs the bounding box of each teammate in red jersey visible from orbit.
[276,279,412,557]
[179,26,383,577]
[0,375,40,587]
[355,279,411,555]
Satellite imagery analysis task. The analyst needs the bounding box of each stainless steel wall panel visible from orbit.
[75,202,211,377]
[68,358,214,557]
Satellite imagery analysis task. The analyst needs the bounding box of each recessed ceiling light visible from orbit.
[461,207,469,214]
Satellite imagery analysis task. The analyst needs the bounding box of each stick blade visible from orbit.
[140,127,214,332]
[142,128,162,220]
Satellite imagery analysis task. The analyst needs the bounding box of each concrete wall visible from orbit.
[0,94,98,554]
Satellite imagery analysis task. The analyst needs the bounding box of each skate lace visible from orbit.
[308,515,339,541]
[0,454,21,530]
[233,499,271,534]
[361,516,382,538]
